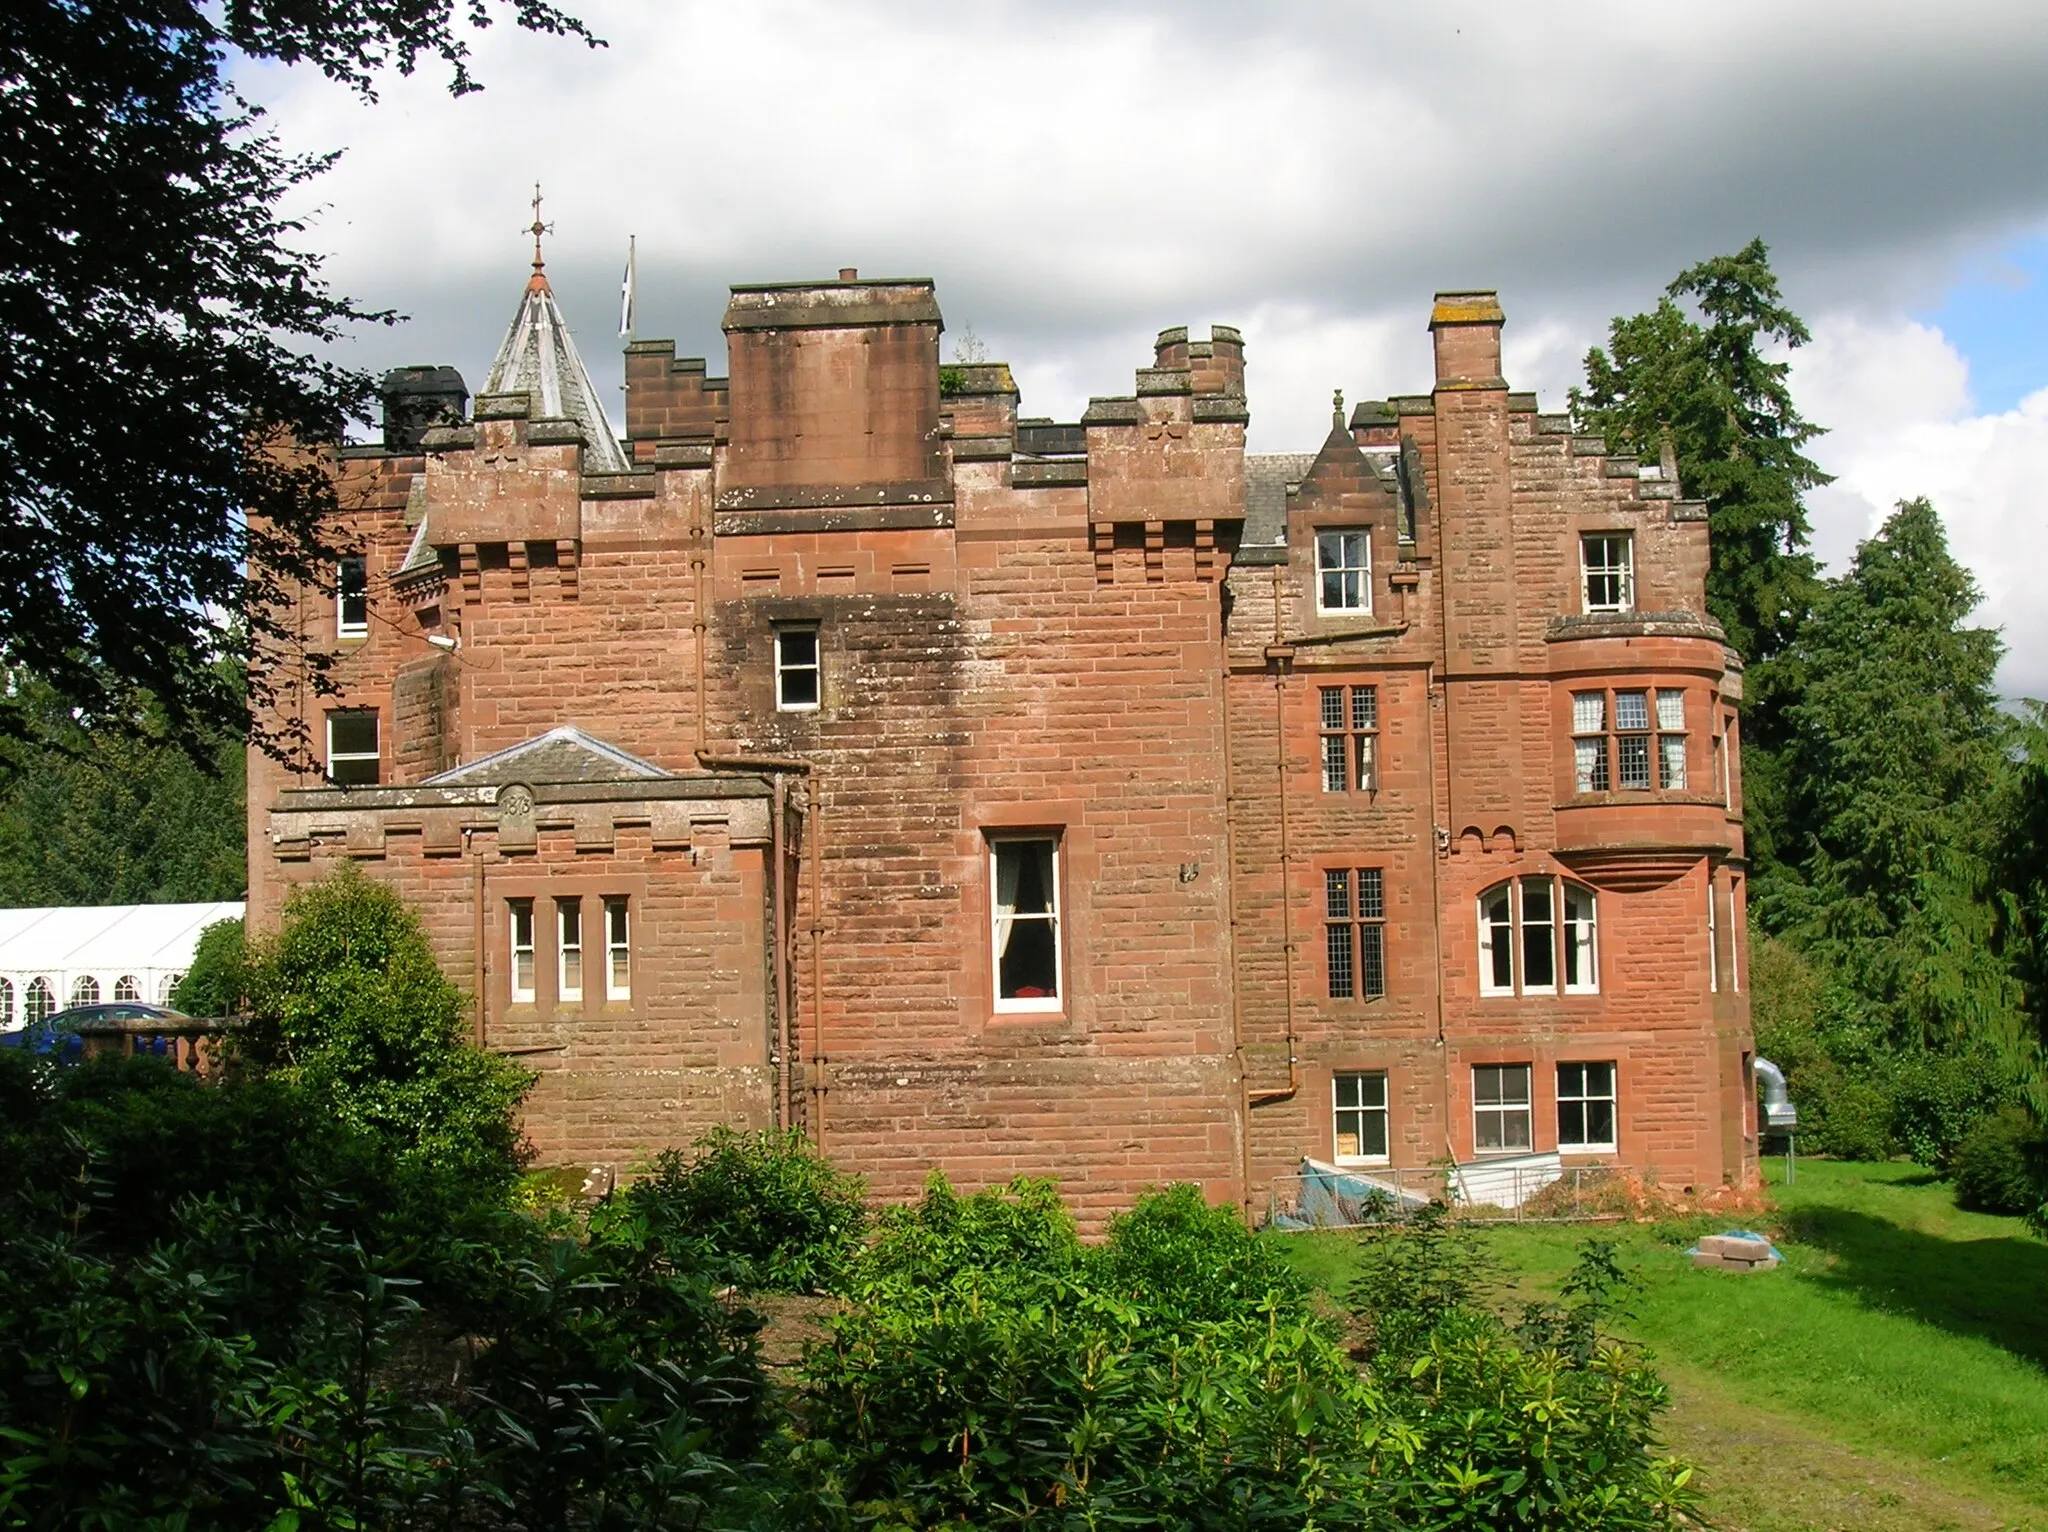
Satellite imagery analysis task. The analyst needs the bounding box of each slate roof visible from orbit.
[481,273,631,475]
[421,727,672,786]
[1241,453,1318,549]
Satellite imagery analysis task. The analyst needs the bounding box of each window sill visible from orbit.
[1334,1156,1392,1169]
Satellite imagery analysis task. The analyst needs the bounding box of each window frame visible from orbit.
[337,555,369,640]
[1318,684,1380,794]
[326,708,381,786]
[1332,1070,1391,1164]
[1324,866,1387,1001]
[0,976,11,1026]
[509,899,536,1004]
[1579,532,1634,614]
[1315,529,1372,615]
[990,835,1064,1015]
[604,897,631,1002]
[71,975,99,1007]
[1569,686,1687,796]
[1556,1060,1618,1152]
[558,898,584,1003]
[1477,875,1598,998]
[24,977,54,1025]
[1472,1063,1534,1156]
[774,625,821,712]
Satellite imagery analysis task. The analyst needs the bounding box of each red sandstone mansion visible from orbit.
[247,253,1760,1220]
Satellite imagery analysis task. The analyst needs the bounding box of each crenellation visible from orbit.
[251,269,1754,1228]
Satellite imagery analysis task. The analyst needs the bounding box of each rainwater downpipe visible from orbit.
[1245,561,1294,1097]
[696,751,823,1149]
[1221,617,1256,1215]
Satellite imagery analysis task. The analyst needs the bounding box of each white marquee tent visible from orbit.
[0,902,245,1027]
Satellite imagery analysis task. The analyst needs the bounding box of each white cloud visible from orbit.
[233,0,2048,691]
[1793,315,2048,697]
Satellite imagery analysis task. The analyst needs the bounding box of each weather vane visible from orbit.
[528,182,553,273]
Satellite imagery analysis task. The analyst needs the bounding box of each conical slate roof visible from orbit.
[481,270,631,475]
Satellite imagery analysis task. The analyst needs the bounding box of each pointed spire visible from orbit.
[484,197,629,475]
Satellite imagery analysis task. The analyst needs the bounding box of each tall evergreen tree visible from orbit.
[1572,238,1830,666]
[1763,499,2017,1049]
[1572,239,1831,877]
[0,672,245,904]
[1995,703,2048,1113]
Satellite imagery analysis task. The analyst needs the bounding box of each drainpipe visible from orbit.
[1222,604,1255,1215]
[770,773,791,1130]
[697,750,824,1148]
[1251,565,1300,1106]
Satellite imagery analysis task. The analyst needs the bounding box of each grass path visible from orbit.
[1273,1160,2048,1532]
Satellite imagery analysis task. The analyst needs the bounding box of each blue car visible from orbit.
[0,1002,192,1061]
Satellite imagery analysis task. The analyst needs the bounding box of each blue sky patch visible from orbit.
[1920,229,2048,414]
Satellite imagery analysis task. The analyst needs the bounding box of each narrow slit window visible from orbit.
[605,898,631,1001]
[510,900,535,1003]
[1614,691,1652,789]
[1562,883,1598,992]
[1571,692,1609,793]
[1480,884,1515,995]
[1656,689,1687,789]
[558,899,583,1003]
[1519,876,1555,993]
[337,555,369,639]
[1333,1071,1390,1162]
[991,838,1061,1011]
[775,626,820,711]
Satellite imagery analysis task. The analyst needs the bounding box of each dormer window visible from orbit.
[1581,533,1633,613]
[1316,530,1371,613]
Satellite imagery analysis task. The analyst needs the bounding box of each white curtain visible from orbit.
[994,845,1024,956]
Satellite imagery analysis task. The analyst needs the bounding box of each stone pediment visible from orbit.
[422,727,671,787]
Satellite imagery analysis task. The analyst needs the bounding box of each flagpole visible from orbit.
[620,234,637,341]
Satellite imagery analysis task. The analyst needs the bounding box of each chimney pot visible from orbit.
[839,267,858,281]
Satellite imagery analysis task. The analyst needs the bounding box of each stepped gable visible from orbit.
[422,727,671,786]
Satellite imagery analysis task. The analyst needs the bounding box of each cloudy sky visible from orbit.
[241,0,2048,694]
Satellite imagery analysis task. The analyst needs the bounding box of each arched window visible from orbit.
[159,973,183,1005]
[0,976,12,1026]
[114,975,142,1002]
[1478,877,1597,996]
[71,975,100,1007]
[25,978,55,1024]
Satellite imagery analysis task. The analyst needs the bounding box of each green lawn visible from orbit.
[1274,1160,2048,1532]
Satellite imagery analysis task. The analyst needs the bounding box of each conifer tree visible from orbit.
[1764,499,2017,1049]
[1572,239,1831,878]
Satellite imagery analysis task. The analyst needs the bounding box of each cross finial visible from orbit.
[528,182,553,273]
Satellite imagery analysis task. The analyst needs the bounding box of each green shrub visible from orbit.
[0,1049,768,1530]
[621,1125,867,1293]
[170,915,247,1017]
[1952,1105,2047,1217]
[242,865,531,1188]
[1091,1182,1306,1322]
[860,1171,1081,1294]
[784,1180,1695,1530]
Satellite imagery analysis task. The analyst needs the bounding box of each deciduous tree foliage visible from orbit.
[0,0,594,758]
